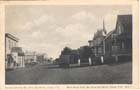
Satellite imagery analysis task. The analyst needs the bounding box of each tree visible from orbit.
[61,47,72,55]
[78,46,92,62]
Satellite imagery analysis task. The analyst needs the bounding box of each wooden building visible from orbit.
[88,21,107,57]
[104,15,132,61]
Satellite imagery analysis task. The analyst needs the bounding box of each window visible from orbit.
[118,25,122,34]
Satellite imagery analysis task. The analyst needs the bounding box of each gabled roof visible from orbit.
[104,15,132,41]
[115,15,132,33]
[104,30,115,40]
[11,47,24,56]
[93,29,106,40]
[5,33,19,42]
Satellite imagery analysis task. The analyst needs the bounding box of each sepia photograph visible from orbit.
[4,5,133,84]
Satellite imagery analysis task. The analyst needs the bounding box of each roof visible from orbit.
[5,33,19,42]
[93,29,106,40]
[104,30,115,40]
[88,40,93,43]
[116,15,132,33]
[11,47,24,56]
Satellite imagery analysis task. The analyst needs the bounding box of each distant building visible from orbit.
[88,20,107,57]
[36,53,48,63]
[24,52,37,64]
[104,15,132,61]
[11,47,25,67]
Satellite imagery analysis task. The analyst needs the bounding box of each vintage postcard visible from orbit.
[0,0,139,90]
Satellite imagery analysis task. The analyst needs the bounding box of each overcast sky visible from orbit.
[5,5,131,59]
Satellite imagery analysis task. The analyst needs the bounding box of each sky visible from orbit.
[5,5,132,59]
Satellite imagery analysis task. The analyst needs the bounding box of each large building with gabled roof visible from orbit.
[104,14,132,61]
